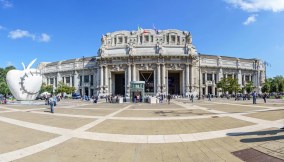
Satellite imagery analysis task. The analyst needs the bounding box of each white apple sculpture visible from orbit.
[6,59,43,101]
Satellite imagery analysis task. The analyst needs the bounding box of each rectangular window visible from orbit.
[207,74,213,81]
[177,36,180,44]
[245,75,250,82]
[114,38,117,44]
[47,78,49,85]
[242,75,244,85]
[202,73,205,84]
[214,74,217,83]
[55,78,57,87]
[151,35,153,42]
[118,37,123,44]
[66,77,70,84]
[140,36,142,44]
[80,76,82,86]
[144,35,149,42]
[72,76,74,87]
[62,77,65,83]
[84,75,89,83]
[50,78,54,85]
[124,37,127,43]
[171,35,175,43]
[223,74,226,78]
[227,74,232,78]
[167,35,169,43]
[234,74,237,79]
[91,75,93,86]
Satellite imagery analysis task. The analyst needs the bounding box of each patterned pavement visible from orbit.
[0,98,283,162]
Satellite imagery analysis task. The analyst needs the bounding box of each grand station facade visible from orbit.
[38,29,265,97]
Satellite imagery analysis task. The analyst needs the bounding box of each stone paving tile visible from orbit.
[245,109,284,121]
[114,109,214,117]
[0,121,58,154]
[130,103,184,109]
[0,112,95,129]
[34,108,117,116]
[227,128,284,160]
[1,104,46,110]
[15,137,248,162]
[75,103,130,109]
[88,117,254,135]
[196,103,265,113]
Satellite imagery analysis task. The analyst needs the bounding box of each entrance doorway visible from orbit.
[84,87,89,96]
[139,71,154,95]
[208,86,212,95]
[168,72,181,95]
[114,74,125,96]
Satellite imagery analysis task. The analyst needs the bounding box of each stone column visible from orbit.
[186,64,190,92]
[132,64,136,81]
[162,64,166,94]
[238,70,242,85]
[128,64,131,84]
[190,65,194,90]
[100,66,103,93]
[105,66,108,93]
[157,63,160,93]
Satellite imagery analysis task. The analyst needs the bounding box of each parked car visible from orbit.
[72,93,81,99]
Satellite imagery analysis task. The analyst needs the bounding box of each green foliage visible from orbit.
[263,75,284,93]
[40,83,53,94]
[55,81,76,94]
[0,66,16,95]
[217,77,240,94]
[244,81,254,94]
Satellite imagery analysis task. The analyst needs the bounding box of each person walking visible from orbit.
[263,92,267,103]
[252,91,257,104]
[190,94,194,103]
[49,95,55,113]
[208,93,211,101]
[167,94,171,104]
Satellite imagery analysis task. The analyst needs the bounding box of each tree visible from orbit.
[227,78,240,94]
[55,81,76,95]
[261,82,270,93]
[217,77,240,94]
[40,83,53,94]
[0,66,16,96]
[217,78,229,94]
[244,81,254,94]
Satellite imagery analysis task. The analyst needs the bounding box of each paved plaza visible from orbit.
[0,98,283,162]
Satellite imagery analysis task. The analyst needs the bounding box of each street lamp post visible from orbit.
[198,53,201,100]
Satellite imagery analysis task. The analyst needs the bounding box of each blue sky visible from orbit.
[0,0,283,78]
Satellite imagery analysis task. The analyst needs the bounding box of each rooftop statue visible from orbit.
[6,59,43,101]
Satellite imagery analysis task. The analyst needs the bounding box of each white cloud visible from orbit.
[243,14,258,25]
[8,29,51,43]
[0,0,13,9]
[8,29,35,40]
[38,33,51,42]
[226,0,284,12]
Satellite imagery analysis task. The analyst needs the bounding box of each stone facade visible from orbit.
[38,29,265,97]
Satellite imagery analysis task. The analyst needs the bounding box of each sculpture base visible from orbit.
[8,100,45,105]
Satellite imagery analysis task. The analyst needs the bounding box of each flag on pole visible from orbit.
[138,25,149,34]
[153,24,158,34]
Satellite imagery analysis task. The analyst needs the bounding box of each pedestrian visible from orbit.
[190,94,194,103]
[263,92,267,103]
[167,94,171,104]
[49,95,54,113]
[208,93,211,101]
[252,91,257,104]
